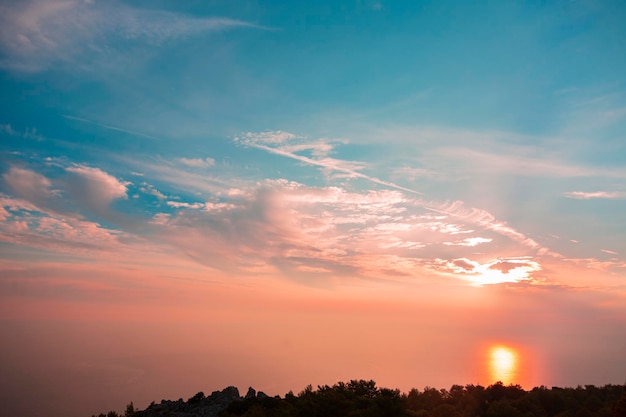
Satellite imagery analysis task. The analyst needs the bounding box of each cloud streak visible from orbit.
[63,115,159,140]
[0,0,266,72]
[177,157,216,168]
[236,131,422,195]
[563,191,626,200]
[237,131,552,255]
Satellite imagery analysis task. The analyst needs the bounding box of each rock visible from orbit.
[245,387,256,399]
[135,386,243,417]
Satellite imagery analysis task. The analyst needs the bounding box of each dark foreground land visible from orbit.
[94,379,626,417]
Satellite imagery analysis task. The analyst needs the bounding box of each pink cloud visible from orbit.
[141,180,544,283]
[1,163,602,289]
[0,205,9,221]
[0,197,125,255]
[425,257,543,286]
[3,166,54,205]
[452,258,476,271]
[489,259,534,274]
[563,257,626,272]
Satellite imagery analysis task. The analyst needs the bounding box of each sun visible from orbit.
[489,345,519,384]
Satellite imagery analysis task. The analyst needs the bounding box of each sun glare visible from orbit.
[489,345,519,384]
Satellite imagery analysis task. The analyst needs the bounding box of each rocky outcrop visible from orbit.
[134,386,244,417]
[244,387,256,399]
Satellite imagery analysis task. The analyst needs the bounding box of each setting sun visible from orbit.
[489,345,519,385]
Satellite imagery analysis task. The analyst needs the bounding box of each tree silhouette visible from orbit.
[93,380,626,417]
[614,384,626,417]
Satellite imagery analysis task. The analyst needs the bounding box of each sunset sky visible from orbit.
[1,1,625,416]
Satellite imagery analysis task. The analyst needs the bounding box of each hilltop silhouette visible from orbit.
[92,379,626,417]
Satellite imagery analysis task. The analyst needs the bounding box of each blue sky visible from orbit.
[1,1,626,416]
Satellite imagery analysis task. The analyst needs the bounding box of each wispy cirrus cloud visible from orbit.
[177,157,216,168]
[563,191,626,200]
[117,156,231,195]
[426,147,626,179]
[139,183,166,201]
[361,125,626,181]
[236,131,421,194]
[237,131,554,255]
[426,199,547,252]
[0,123,44,140]
[0,0,266,72]
[63,115,159,140]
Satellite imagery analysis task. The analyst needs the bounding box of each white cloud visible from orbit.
[563,191,626,200]
[0,123,16,136]
[166,201,204,209]
[434,257,541,286]
[139,183,166,200]
[64,166,128,219]
[280,139,342,159]
[0,0,265,72]
[426,199,544,251]
[239,131,297,145]
[393,166,443,181]
[177,157,216,168]
[444,237,492,247]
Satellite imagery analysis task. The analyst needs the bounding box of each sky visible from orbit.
[1,0,625,416]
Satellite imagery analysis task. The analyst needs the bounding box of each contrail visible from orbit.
[63,115,159,140]
[246,142,423,196]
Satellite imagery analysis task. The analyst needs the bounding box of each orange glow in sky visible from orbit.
[488,345,519,385]
[2,2,626,417]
